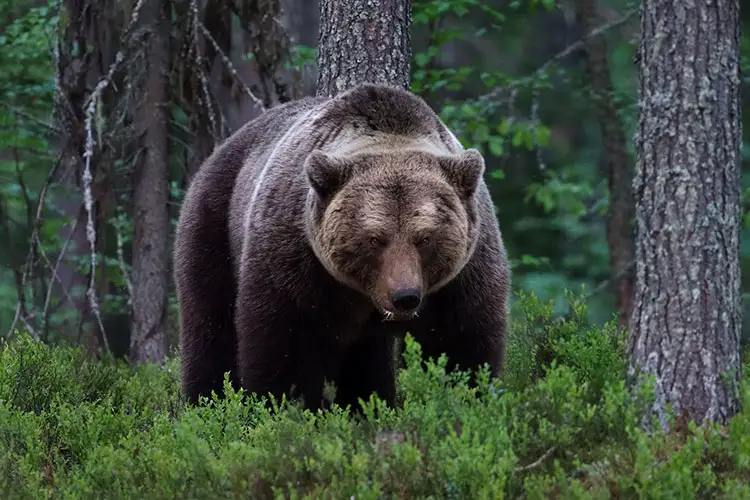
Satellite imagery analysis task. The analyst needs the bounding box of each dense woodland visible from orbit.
[2,0,750,497]
[1,0,656,355]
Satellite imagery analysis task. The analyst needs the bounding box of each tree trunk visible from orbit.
[316,0,411,97]
[53,0,109,348]
[130,0,171,363]
[629,0,742,429]
[574,0,634,330]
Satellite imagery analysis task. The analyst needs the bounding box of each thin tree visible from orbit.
[316,0,412,97]
[130,0,171,363]
[629,0,742,428]
[574,0,634,330]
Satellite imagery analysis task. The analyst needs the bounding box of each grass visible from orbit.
[1,291,750,499]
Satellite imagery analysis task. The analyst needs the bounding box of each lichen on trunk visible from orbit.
[629,0,742,429]
[316,0,412,97]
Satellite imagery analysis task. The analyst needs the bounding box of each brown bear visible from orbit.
[174,83,510,410]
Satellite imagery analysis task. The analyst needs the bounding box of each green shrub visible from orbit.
[0,293,749,499]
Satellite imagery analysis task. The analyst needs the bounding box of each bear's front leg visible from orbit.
[412,322,504,382]
[414,227,510,383]
[234,280,340,411]
[335,322,398,410]
[412,274,507,384]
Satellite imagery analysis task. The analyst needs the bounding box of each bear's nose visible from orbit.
[391,288,422,312]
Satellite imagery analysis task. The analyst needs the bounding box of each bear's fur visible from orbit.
[174,84,510,409]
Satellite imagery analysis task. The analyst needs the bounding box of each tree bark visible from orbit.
[130,0,171,363]
[574,0,634,330]
[53,0,109,348]
[316,0,412,97]
[629,0,742,428]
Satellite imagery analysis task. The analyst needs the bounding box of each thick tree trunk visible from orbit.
[629,0,742,429]
[316,0,411,97]
[574,0,634,330]
[130,0,170,363]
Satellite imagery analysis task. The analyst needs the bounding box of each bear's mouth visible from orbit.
[380,309,419,322]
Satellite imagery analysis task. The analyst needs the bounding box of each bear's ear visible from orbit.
[440,149,485,198]
[304,150,353,199]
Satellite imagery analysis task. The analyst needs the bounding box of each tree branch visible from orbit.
[198,22,265,112]
[40,213,81,339]
[514,446,557,473]
[6,157,62,339]
[476,9,638,106]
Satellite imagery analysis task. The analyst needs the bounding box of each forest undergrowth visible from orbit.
[2,291,750,499]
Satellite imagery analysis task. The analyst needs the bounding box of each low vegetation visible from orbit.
[2,293,749,499]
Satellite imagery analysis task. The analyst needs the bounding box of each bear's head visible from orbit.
[304,148,485,322]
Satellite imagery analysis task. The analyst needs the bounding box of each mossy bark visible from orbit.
[316,0,412,97]
[629,0,742,428]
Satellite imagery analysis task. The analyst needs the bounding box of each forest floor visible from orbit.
[2,293,750,499]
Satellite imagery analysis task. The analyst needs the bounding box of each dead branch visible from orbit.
[82,94,110,354]
[199,22,266,112]
[6,157,62,339]
[18,315,38,340]
[40,213,81,338]
[476,9,637,106]
[1,103,61,135]
[190,0,219,140]
[231,0,295,105]
[74,0,148,354]
[113,202,133,303]
[514,446,557,473]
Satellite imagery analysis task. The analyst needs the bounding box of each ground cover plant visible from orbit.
[1,292,750,499]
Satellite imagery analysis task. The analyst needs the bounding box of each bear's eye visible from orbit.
[417,236,430,247]
[370,236,385,247]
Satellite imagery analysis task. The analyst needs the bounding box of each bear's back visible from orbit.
[175,97,325,289]
[220,97,329,272]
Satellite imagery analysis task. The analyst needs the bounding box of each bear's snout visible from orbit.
[373,245,424,321]
[391,287,422,312]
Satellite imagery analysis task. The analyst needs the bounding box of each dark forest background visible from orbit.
[0,0,748,358]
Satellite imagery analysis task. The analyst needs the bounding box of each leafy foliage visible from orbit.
[1,294,750,498]
[0,0,59,331]
[0,1,748,494]
[0,0,748,343]
[409,0,629,324]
